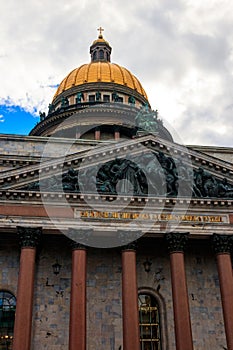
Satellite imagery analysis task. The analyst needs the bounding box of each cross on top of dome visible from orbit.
[90,27,112,62]
[97,26,104,38]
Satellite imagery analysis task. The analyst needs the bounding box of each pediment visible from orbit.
[0,134,232,201]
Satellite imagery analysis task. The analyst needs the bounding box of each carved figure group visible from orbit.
[97,158,147,196]
[193,168,233,198]
[135,107,159,133]
[24,152,233,199]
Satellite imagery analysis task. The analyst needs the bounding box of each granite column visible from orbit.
[165,232,193,350]
[13,227,42,350]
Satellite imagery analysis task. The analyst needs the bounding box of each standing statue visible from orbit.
[76,92,84,104]
[96,91,101,101]
[39,111,46,121]
[112,91,119,102]
[48,103,55,114]
[128,96,135,105]
[61,97,69,107]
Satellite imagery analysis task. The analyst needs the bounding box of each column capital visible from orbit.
[122,242,137,251]
[164,232,189,253]
[212,233,233,254]
[70,241,87,250]
[17,227,42,248]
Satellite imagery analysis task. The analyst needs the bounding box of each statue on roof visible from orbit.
[61,97,69,107]
[76,92,84,104]
[135,107,159,133]
[39,111,46,121]
[128,96,135,105]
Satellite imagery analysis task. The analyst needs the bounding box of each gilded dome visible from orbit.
[53,62,148,100]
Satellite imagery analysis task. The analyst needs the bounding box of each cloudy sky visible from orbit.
[0,0,233,146]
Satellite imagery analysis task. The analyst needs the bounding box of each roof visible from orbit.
[53,62,148,100]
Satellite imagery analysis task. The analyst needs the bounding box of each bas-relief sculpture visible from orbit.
[25,151,233,199]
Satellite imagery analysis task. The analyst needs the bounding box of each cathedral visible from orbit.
[0,29,233,350]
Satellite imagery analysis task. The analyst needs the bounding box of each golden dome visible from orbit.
[53,62,148,100]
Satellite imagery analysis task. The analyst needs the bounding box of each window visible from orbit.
[138,294,162,350]
[99,49,104,59]
[93,51,97,61]
[103,95,110,102]
[0,291,16,350]
[89,95,95,102]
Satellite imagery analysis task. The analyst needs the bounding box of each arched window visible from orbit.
[99,49,104,59]
[138,293,162,350]
[93,51,97,61]
[0,291,16,350]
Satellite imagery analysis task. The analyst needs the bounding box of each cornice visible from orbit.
[29,103,143,136]
[0,189,232,208]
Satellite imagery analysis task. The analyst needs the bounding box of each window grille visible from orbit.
[0,291,16,350]
[138,294,162,350]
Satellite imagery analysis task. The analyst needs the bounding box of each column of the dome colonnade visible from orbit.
[121,243,140,350]
[212,234,233,350]
[76,129,81,139]
[94,127,101,140]
[69,241,87,350]
[114,127,120,140]
[164,232,193,350]
[13,227,42,350]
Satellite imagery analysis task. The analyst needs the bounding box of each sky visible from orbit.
[0,0,233,146]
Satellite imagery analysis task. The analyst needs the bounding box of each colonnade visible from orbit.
[76,127,120,140]
[12,228,233,350]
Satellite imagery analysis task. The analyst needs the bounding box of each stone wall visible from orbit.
[0,235,227,350]
[0,134,101,158]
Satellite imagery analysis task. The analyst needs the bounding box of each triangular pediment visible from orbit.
[0,134,232,201]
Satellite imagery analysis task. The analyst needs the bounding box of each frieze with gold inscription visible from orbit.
[75,210,229,223]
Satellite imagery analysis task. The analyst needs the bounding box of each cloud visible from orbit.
[0,115,4,122]
[0,0,232,146]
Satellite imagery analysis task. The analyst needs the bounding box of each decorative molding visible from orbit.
[164,232,189,253]
[17,226,42,248]
[212,233,233,254]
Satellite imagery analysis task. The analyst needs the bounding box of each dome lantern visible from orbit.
[90,27,112,62]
